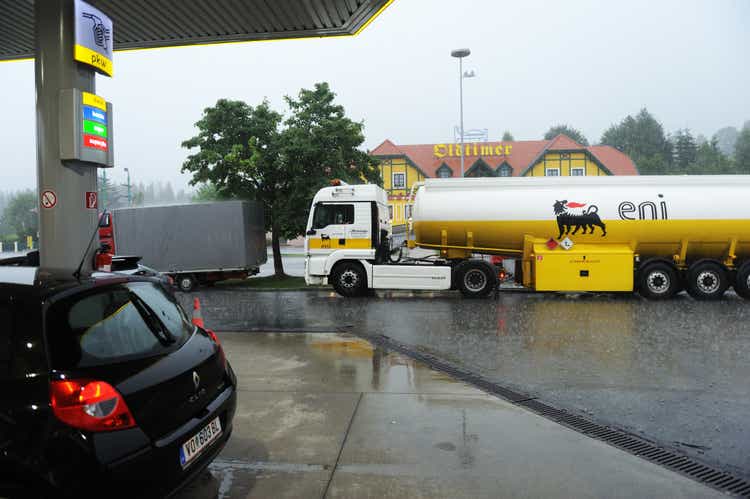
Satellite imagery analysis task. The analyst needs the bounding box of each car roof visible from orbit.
[0,266,155,300]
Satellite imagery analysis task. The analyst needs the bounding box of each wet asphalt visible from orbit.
[179,288,750,480]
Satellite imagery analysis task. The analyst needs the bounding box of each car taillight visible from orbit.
[50,379,136,432]
[206,329,227,369]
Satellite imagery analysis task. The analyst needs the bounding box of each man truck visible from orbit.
[304,176,750,300]
[100,201,266,291]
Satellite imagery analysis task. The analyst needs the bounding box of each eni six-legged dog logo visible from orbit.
[553,200,607,238]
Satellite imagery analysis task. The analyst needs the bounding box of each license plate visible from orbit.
[179,416,222,468]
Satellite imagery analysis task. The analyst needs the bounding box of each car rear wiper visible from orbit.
[127,291,176,346]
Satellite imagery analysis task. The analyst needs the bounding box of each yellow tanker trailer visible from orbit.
[304,176,750,300]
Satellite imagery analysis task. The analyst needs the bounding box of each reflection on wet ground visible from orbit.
[195,332,720,499]
[179,289,750,479]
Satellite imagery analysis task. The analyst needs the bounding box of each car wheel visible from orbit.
[686,260,728,300]
[638,262,679,300]
[455,260,497,298]
[735,262,750,299]
[178,274,196,292]
[331,262,366,297]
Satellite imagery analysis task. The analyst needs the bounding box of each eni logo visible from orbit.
[618,195,669,220]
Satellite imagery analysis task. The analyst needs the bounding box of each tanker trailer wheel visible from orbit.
[686,260,728,300]
[638,262,678,300]
[177,274,197,293]
[734,262,750,299]
[331,262,367,298]
[455,260,497,298]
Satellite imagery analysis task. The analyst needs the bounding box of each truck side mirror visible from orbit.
[306,229,316,236]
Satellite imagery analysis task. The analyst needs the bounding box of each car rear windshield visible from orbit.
[45,281,193,369]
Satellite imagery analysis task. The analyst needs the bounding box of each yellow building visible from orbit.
[370,134,639,225]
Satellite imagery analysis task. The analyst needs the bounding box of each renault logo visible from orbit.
[193,371,200,391]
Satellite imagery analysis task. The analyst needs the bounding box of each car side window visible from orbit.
[312,204,355,229]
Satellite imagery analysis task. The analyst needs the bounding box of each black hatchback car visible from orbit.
[0,267,236,497]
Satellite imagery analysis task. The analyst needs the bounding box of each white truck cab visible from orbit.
[304,181,454,296]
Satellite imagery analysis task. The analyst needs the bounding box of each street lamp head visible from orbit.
[123,167,129,172]
[451,48,470,58]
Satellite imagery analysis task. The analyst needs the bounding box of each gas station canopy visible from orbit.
[0,0,392,61]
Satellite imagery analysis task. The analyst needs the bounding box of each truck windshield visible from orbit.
[46,282,192,369]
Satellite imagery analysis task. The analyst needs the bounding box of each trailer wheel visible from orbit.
[177,274,196,293]
[735,262,750,299]
[686,260,728,300]
[455,260,497,298]
[331,262,367,298]
[638,262,678,300]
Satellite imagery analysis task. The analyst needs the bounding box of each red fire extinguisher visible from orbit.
[95,243,113,272]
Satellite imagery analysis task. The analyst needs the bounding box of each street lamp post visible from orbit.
[451,48,471,177]
[124,168,132,206]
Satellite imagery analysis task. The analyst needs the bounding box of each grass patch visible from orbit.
[217,275,327,290]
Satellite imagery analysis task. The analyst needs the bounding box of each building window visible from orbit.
[498,164,513,177]
[571,167,585,176]
[405,205,412,219]
[388,205,394,220]
[436,163,452,178]
[392,172,406,189]
[545,168,560,177]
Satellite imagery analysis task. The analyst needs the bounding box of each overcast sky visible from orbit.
[1,0,748,192]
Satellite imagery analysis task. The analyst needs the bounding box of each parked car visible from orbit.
[0,267,236,497]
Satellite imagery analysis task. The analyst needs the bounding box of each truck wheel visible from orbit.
[638,262,678,300]
[177,274,196,293]
[456,260,497,298]
[331,262,367,298]
[735,262,750,299]
[686,261,728,300]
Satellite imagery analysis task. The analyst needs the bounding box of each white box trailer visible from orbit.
[305,177,750,300]
[106,201,266,291]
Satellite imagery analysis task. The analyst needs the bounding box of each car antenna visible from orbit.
[74,209,108,280]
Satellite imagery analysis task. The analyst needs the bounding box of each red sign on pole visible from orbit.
[85,191,98,209]
[83,134,108,151]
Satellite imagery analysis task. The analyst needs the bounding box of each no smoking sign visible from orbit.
[41,190,57,209]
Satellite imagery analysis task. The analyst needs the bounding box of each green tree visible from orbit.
[98,172,127,209]
[671,129,698,172]
[686,137,735,174]
[501,130,514,141]
[714,126,739,157]
[544,124,589,145]
[600,108,673,174]
[192,182,223,202]
[735,126,750,174]
[2,190,37,239]
[181,83,380,277]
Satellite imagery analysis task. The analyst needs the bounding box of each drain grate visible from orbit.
[361,333,750,498]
